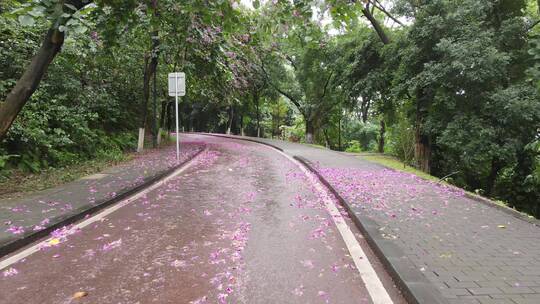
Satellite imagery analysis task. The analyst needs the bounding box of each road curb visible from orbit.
[199,133,449,304]
[0,147,205,259]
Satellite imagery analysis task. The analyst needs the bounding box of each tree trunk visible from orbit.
[145,0,160,147]
[323,129,330,149]
[141,43,159,136]
[226,106,234,135]
[0,0,91,140]
[254,92,260,137]
[361,7,391,45]
[167,101,173,132]
[152,59,158,148]
[414,89,432,173]
[159,100,167,131]
[159,99,167,143]
[305,120,315,144]
[240,115,245,136]
[414,126,431,173]
[361,96,370,123]
[142,55,151,129]
[486,158,502,196]
[378,119,385,153]
[0,28,65,139]
[338,117,342,150]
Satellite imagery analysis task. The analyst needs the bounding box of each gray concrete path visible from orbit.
[0,139,205,254]
[0,134,405,304]
[207,134,540,304]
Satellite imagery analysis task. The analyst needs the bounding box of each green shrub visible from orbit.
[345,140,362,153]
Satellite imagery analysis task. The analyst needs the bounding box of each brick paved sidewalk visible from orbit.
[211,134,540,304]
[0,139,205,255]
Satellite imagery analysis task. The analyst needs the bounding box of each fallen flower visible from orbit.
[217,293,228,304]
[102,238,122,251]
[72,291,88,299]
[33,225,44,231]
[48,238,61,246]
[171,259,188,268]
[2,267,18,277]
[6,226,25,235]
[190,296,208,304]
[300,259,315,269]
[292,285,304,296]
[318,290,330,303]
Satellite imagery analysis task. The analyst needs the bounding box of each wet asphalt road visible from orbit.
[0,134,406,304]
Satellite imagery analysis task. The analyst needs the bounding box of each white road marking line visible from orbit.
[0,150,205,271]
[276,149,394,304]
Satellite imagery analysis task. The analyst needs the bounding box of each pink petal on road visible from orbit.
[102,238,122,251]
[292,285,304,296]
[217,293,228,304]
[300,259,315,269]
[3,268,18,277]
[6,226,25,235]
[171,259,188,268]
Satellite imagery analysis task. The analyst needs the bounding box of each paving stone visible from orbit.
[468,288,504,295]
[478,299,516,304]
[498,287,535,294]
[446,281,481,289]
[476,281,515,288]
[531,286,540,292]
[440,288,472,297]
[511,298,540,304]
[448,299,481,304]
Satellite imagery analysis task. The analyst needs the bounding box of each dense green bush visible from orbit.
[345,140,362,153]
[387,117,415,166]
[0,8,141,174]
[342,120,379,152]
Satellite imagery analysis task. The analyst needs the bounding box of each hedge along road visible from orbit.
[0,134,406,304]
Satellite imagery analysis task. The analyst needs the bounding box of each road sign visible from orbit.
[168,72,185,162]
[168,72,185,97]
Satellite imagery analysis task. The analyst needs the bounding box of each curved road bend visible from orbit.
[0,134,406,304]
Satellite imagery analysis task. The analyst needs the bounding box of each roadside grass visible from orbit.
[352,152,537,219]
[358,153,440,182]
[0,153,133,200]
[0,137,175,200]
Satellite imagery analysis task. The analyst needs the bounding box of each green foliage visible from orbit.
[387,114,415,165]
[1,3,140,174]
[342,120,379,151]
[345,140,362,153]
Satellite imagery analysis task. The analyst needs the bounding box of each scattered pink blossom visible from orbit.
[3,267,18,277]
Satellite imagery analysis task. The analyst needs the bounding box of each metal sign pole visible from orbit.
[175,74,180,162]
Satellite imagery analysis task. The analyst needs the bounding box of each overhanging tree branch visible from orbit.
[320,71,334,99]
[528,19,540,31]
[260,61,303,111]
[361,5,391,45]
[371,0,404,26]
